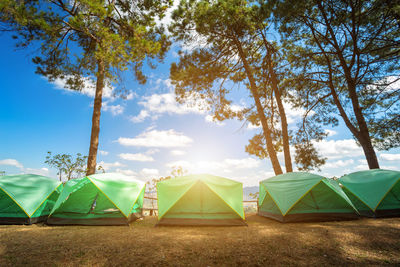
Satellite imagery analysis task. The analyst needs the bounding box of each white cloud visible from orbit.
[355,164,369,171]
[247,123,261,130]
[146,149,160,155]
[125,92,136,100]
[380,153,400,161]
[170,150,186,156]
[381,165,400,170]
[49,75,135,108]
[115,168,137,177]
[117,129,193,148]
[50,76,115,99]
[283,102,312,124]
[0,159,23,169]
[223,158,261,169]
[165,157,261,174]
[119,153,154,162]
[102,101,124,116]
[324,129,337,137]
[244,102,309,130]
[99,150,109,156]
[157,0,180,29]
[324,159,354,169]
[205,115,225,126]
[131,92,208,123]
[140,168,159,177]
[368,75,400,93]
[98,161,125,171]
[313,139,364,159]
[130,110,150,123]
[24,167,49,176]
[130,80,210,123]
[358,159,367,164]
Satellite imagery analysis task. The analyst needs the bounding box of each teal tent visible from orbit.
[258,172,358,222]
[157,174,246,226]
[47,173,145,225]
[339,169,400,217]
[0,174,62,224]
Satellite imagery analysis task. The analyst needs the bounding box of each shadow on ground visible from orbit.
[0,214,399,266]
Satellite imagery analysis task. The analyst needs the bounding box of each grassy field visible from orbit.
[0,214,399,266]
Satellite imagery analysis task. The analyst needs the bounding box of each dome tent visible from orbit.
[0,174,62,224]
[156,174,246,226]
[258,172,358,222]
[339,169,400,217]
[47,173,145,225]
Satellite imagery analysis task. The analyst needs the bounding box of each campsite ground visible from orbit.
[0,214,399,266]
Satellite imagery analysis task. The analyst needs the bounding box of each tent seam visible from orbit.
[87,176,128,218]
[260,183,285,216]
[283,180,322,216]
[340,183,376,212]
[49,178,90,217]
[373,178,400,211]
[323,180,359,214]
[29,182,63,218]
[0,186,30,218]
[158,180,197,220]
[127,184,146,215]
[203,182,245,220]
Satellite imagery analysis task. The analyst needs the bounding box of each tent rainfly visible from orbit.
[339,169,400,217]
[258,172,358,222]
[47,173,145,225]
[156,174,246,226]
[0,174,62,224]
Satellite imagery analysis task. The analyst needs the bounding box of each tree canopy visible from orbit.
[170,0,326,174]
[0,0,172,174]
[273,0,400,168]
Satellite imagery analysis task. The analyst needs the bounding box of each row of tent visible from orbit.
[0,169,399,225]
[259,170,400,222]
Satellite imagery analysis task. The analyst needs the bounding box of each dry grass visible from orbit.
[0,214,399,266]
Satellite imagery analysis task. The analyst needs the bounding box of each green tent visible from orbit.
[0,174,62,224]
[339,169,400,217]
[156,174,246,226]
[47,173,145,225]
[258,172,358,222]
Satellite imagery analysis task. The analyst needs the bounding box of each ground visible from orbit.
[0,214,399,266]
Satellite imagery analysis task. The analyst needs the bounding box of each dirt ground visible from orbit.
[0,214,399,266]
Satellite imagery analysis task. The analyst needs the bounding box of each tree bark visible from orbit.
[233,37,283,175]
[259,31,293,173]
[86,59,105,175]
[347,83,380,169]
[267,54,293,172]
[327,69,380,169]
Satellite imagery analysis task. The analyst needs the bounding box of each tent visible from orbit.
[0,174,62,224]
[339,169,400,217]
[47,173,145,225]
[156,174,246,226]
[258,172,358,222]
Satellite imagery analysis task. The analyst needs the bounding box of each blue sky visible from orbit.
[0,28,399,187]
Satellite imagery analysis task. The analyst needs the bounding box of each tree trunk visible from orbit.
[267,55,293,173]
[259,31,293,173]
[233,37,283,175]
[358,131,380,169]
[348,83,380,169]
[86,59,105,175]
